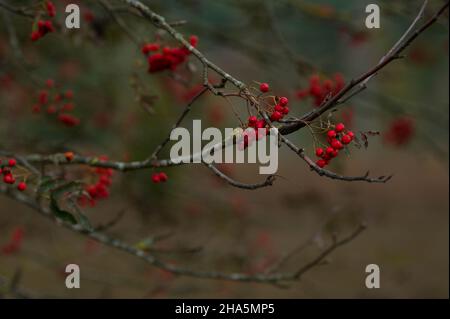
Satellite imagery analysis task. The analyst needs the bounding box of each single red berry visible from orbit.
[323,79,333,92]
[270,111,283,122]
[331,139,343,150]
[152,173,161,183]
[3,174,15,184]
[259,83,269,93]
[315,148,324,157]
[282,106,289,115]
[30,31,42,42]
[46,79,55,88]
[316,159,327,168]
[46,105,57,114]
[64,90,74,99]
[46,1,56,17]
[189,35,199,47]
[342,134,352,144]
[331,149,339,158]
[274,104,284,113]
[159,172,168,182]
[309,74,320,86]
[335,123,345,132]
[255,119,266,129]
[347,130,355,138]
[39,90,49,104]
[326,147,334,155]
[327,130,336,138]
[54,93,62,102]
[279,97,289,106]
[32,104,41,113]
[248,116,257,125]
[64,151,74,162]
[44,20,54,32]
[58,113,80,127]
[8,159,16,167]
[17,182,27,191]
[310,84,322,97]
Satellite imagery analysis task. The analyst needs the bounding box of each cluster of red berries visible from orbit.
[152,172,168,183]
[32,79,80,127]
[1,227,24,255]
[297,74,345,107]
[141,35,198,73]
[78,158,114,207]
[314,123,355,168]
[30,1,56,42]
[237,83,290,150]
[0,158,27,191]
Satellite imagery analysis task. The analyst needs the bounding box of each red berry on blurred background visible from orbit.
[17,182,27,191]
[260,83,269,93]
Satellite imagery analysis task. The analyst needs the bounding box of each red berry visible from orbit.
[323,79,333,92]
[259,83,269,93]
[189,35,199,47]
[46,1,56,17]
[309,74,320,86]
[279,97,289,106]
[31,31,42,41]
[39,90,49,104]
[282,106,289,115]
[32,104,41,113]
[44,20,54,32]
[58,114,80,127]
[8,159,16,167]
[64,90,74,99]
[46,79,55,88]
[3,174,15,184]
[342,134,352,144]
[331,149,339,158]
[327,130,336,138]
[270,111,283,122]
[315,148,324,157]
[159,172,168,182]
[310,84,322,97]
[17,182,27,191]
[274,104,284,113]
[255,119,266,129]
[316,159,327,168]
[326,147,334,155]
[335,123,345,132]
[46,105,57,114]
[152,173,161,183]
[331,139,343,150]
[142,43,160,55]
[64,151,74,162]
[248,115,257,125]
[347,130,355,138]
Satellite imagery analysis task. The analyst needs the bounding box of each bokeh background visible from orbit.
[0,0,448,298]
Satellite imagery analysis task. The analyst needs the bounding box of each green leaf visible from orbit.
[37,176,62,195]
[49,196,77,225]
[47,181,84,225]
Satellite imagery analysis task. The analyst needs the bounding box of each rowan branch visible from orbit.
[0,185,365,284]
